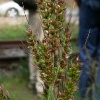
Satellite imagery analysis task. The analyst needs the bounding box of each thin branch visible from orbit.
[83,29,91,49]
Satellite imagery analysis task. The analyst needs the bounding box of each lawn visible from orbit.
[0,24,28,41]
[0,75,39,100]
[0,59,39,100]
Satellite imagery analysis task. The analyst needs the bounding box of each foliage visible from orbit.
[28,0,80,100]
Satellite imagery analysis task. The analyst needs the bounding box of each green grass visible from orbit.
[1,76,30,100]
[0,59,39,100]
[0,74,81,100]
[0,76,39,100]
[71,41,79,53]
[0,23,78,41]
[74,91,82,100]
[70,23,79,39]
[0,24,28,41]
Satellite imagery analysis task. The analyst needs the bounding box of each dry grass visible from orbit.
[0,17,26,26]
[0,0,12,4]
[65,0,78,8]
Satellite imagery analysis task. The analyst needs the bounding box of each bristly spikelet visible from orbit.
[28,0,80,99]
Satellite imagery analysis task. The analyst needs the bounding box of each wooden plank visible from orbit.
[0,40,27,48]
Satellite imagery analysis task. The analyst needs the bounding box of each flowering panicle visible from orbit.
[28,0,80,99]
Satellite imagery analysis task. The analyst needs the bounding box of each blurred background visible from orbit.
[0,0,79,100]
